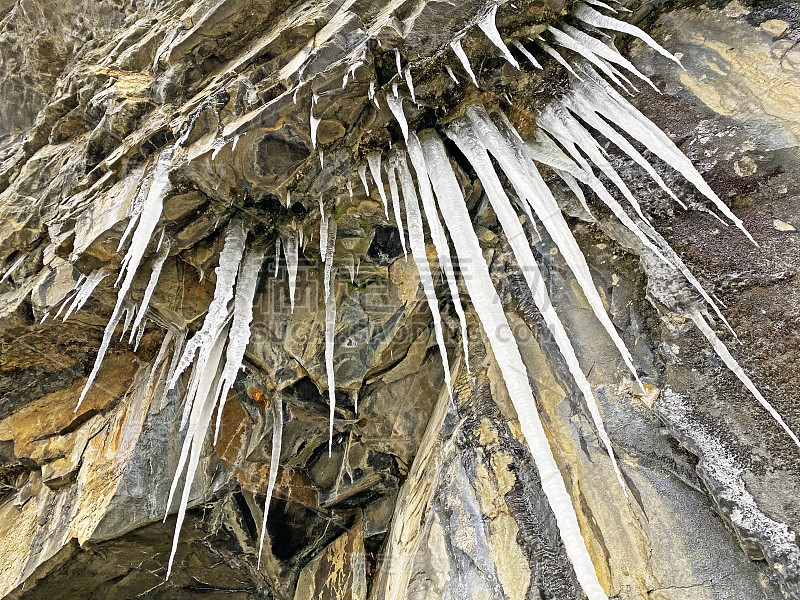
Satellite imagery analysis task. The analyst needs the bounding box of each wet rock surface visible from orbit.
[0,0,799,598]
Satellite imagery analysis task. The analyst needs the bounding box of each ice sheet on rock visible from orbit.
[77,146,174,411]
[450,109,627,490]
[407,133,470,369]
[419,129,608,600]
[367,151,390,219]
[257,394,283,568]
[573,4,682,67]
[166,323,229,579]
[450,38,478,87]
[167,220,246,427]
[511,40,542,69]
[393,148,452,396]
[386,158,408,259]
[478,5,520,69]
[213,247,265,443]
[386,92,410,141]
[283,229,299,313]
[691,311,800,448]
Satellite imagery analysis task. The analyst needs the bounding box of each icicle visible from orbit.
[583,0,619,12]
[557,169,595,218]
[478,5,520,69]
[446,66,460,84]
[346,179,353,198]
[404,67,417,104]
[572,4,683,67]
[563,91,684,207]
[368,81,375,101]
[407,133,471,370]
[283,229,299,313]
[393,148,452,396]
[394,48,402,78]
[310,107,320,149]
[167,220,247,425]
[557,24,659,92]
[546,26,637,92]
[450,38,478,87]
[450,109,627,491]
[232,134,241,151]
[323,219,338,455]
[511,40,542,69]
[129,235,170,343]
[575,66,756,243]
[1,254,25,283]
[319,150,324,169]
[359,164,370,196]
[367,152,390,219]
[77,146,174,411]
[257,394,283,568]
[62,269,110,322]
[165,323,229,580]
[274,238,281,276]
[286,190,291,208]
[534,37,583,79]
[418,129,608,600]
[213,248,265,443]
[347,255,355,283]
[691,311,800,448]
[319,197,329,263]
[386,158,409,259]
[148,330,175,391]
[386,92,409,141]
[298,227,305,250]
[531,119,668,262]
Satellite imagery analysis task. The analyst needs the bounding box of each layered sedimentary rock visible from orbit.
[0,0,799,599]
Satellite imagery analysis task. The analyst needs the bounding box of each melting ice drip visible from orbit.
[67,1,800,594]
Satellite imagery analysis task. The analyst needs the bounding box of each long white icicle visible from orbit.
[419,129,608,600]
[367,152,390,219]
[478,5,520,69]
[213,247,265,444]
[77,146,174,411]
[449,110,626,490]
[324,218,337,455]
[690,311,800,448]
[450,38,478,87]
[257,394,284,568]
[407,133,471,370]
[392,148,452,396]
[386,157,408,259]
[284,229,299,312]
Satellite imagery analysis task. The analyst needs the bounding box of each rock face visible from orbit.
[0,0,799,599]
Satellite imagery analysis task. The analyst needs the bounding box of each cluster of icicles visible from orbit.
[51,3,800,597]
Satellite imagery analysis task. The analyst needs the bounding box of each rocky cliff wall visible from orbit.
[0,0,799,599]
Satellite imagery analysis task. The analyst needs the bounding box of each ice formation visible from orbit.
[0,254,25,283]
[61,268,111,322]
[478,5,520,69]
[418,130,608,600]
[323,218,338,454]
[283,228,299,313]
[77,145,175,411]
[450,38,478,87]
[257,394,284,567]
[213,247,265,443]
[392,148,452,396]
[385,154,408,259]
[367,151,390,218]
